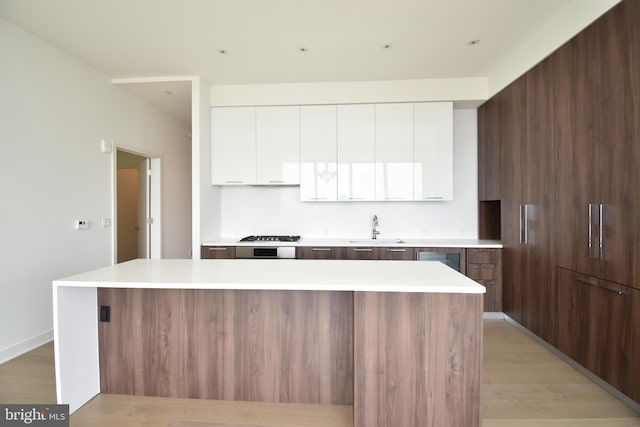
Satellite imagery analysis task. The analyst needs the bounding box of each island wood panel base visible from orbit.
[354,292,483,427]
[97,288,353,405]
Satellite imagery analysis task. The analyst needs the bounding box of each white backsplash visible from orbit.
[217,109,478,239]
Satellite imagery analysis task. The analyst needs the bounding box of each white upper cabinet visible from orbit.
[300,105,338,201]
[256,106,300,185]
[211,106,300,186]
[413,102,453,200]
[337,104,375,201]
[211,107,256,185]
[375,103,414,201]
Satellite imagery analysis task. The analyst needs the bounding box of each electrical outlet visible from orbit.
[99,305,110,322]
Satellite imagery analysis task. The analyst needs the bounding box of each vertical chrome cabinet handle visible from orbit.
[599,203,605,260]
[519,204,528,245]
[588,203,599,259]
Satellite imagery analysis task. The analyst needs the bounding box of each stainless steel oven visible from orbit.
[235,246,296,259]
[235,235,300,259]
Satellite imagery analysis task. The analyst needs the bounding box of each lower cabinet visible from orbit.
[379,247,416,260]
[296,246,346,259]
[201,246,236,259]
[466,249,502,312]
[346,247,380,260]
[296,245,503,313]
[556,267,635,399]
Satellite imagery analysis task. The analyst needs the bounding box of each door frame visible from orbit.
[112,146,162,264]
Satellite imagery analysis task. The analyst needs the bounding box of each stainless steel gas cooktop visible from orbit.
[238,235,301,242]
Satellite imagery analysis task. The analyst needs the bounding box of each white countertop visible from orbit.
[53,259,485,294]
[202,237,502,248]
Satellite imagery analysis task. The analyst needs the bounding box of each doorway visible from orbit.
[116,149,161,263]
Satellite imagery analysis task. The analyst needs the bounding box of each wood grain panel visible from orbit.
[354,292,483,427]
[98,288,353,405]
[378,247,416,260]
[466,249,502,312]
[345,247,379,260]
[477,97,501,201]
[201,246,236,259]
[499,75,526,325]
[523,56,556,343]
[296,246,346,259]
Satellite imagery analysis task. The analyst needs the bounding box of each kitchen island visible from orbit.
[53,259,484,426]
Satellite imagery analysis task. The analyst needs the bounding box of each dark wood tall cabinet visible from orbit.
[555,0,640,289]
[522,57,556,343]
[478,0,640,405]
[481,63,556,341]
[496,76,526,325]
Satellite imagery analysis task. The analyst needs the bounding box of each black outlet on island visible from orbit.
[100,305,110,322]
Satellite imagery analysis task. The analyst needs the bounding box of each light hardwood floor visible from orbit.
[1,319,639,427]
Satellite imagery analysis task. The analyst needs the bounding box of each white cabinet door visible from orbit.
[211,107,256,185]
[300,105,338,201]
[414,102,453,200]
[337,104,375,201]
[375,103,414,201]
[256,106,300,185]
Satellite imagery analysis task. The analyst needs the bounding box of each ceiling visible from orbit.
[0,0,604,124]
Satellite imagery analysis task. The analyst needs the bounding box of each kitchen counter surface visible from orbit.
[202,237,502,248]
[54,258,485,294]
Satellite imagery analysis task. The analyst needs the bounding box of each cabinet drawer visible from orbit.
[379,247,416,261]
[467,264,498,281]
[346,247,380,260]
[297,247,346,260]
[201,246,236,259]
[466,248,500,264]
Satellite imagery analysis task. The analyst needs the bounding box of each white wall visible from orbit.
[0,18,191,362]
[217,109,477,239]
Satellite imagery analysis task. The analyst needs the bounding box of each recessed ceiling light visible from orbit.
[383,44,392,49]
[299,47,308,52]
[218,49,228,54]
[468,39,480,46]
[163,90,173,95]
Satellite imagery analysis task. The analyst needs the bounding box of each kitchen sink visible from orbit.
[349,238,405,244]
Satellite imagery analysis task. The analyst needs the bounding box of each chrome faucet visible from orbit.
[372,215,380,239]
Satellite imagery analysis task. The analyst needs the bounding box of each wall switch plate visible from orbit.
[75,220,90,230]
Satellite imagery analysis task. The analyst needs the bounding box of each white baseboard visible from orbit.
[483,312,505,319]
[0,329,53,364]
[503,314,640,415]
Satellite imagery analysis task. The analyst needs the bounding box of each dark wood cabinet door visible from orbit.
[553,18,603,278]
[466,249,502,312]
[499,75,526,325]
[477,97,501,201]
[556,267,632,396]
[201,246,236,259]
[595,1,640,289]
[555,268,578,356]
[346,247,380,260]
[575,274,632,396]
[378,247,416,261]
[523,57,556,343]
[296,246,346,259]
